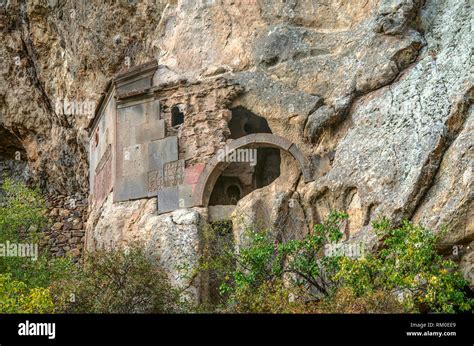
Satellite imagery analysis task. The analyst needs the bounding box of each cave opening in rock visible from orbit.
[171,105,184,126]
[209,108,281,206]
[0,126,29,185]
[228,106,272,139]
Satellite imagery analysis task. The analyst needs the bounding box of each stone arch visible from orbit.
[194,134,314,207]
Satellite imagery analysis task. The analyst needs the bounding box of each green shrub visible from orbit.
[199,212,348,312]
[201,212,473,313]
[51,244,182,313]
[335,219,473,313]
[0,273,54,313]
[316,287,406,313]
[0,178,46,241]
[2,240,183,314]
[0,178,77,294]
[0,180,181,314]
[0,179,77,313]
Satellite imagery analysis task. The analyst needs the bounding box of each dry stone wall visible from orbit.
[41,192,87,261]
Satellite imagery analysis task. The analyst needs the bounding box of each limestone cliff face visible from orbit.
[1,0,472,293]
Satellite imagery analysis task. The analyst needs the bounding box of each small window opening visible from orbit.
[171,105,184,126]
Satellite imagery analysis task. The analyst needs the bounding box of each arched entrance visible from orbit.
[194,133,313,207]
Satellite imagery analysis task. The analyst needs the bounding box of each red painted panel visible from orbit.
[184,163,205,185]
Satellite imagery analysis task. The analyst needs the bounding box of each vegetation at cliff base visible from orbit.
[0,180,472,313]
[50,245,182,313]
[0,179,181,313]
[200,212,473,313]
[0,178,62,313]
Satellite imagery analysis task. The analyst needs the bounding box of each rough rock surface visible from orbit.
[85,194,202,299]
[1,0,473,291]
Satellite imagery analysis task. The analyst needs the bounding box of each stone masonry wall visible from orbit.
[40,192,88,262]
[154,78,244,166]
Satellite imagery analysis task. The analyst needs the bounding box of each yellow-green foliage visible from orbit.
[0,179,56,313]
[200,212,473,313]
[1,180,182,314]
[0,178,46,241]
[1,179,471,314]
[335,219,473,313]
[0,274,54,313]
[316,287,406,313]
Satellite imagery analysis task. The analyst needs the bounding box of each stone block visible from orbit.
[178,185,194,208]
[148,136,178,171]
[162,159,185,187]
[255,133,292,150]
[149,119,166,141]
[113,178,125,202]
[148,144,164,172]
[184,163,206,185]
[95,144,112,174]
[122,144,148,177]
[148,169,162,197]
[126,173,149,200]
[128,125,139,145]
[117,103,145,125]
[117,77,152,93]
[137,119,165,143]
[116,120,131,150]
[92,153,113,207]
[89,145,97,172]
[158,186,179,214]
[145,99,161,123]
[207,152,224,168]
[115,142,124,178]
[115,173,148,201]
[225,134,257,153]
[288,143,313,182]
